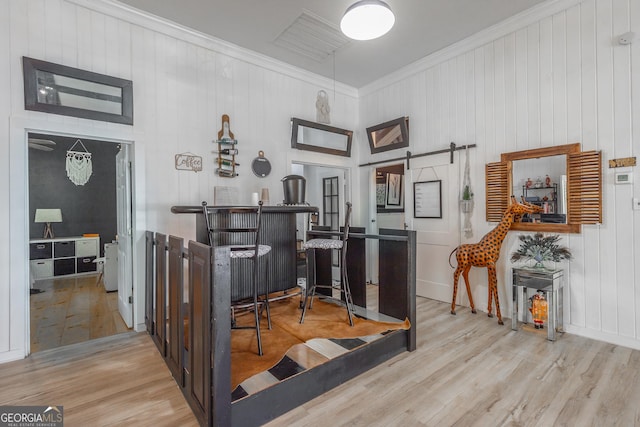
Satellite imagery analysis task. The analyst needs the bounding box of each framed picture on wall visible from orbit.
[366,117,409,154]
[386,173,402,206]
[414,180,442,218]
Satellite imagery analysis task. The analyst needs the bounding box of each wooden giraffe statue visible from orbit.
[449,196,542,324]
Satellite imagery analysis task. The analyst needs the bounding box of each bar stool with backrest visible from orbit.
[300,202,354,326]
[202,201,271,356]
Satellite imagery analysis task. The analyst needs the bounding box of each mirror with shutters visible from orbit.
[485,143,602,233]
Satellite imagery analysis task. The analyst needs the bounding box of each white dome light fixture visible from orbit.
[340,0,395,41]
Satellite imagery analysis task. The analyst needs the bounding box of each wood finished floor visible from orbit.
[3,295,640,426]
[0,332,198,427]
[30,275,130,353]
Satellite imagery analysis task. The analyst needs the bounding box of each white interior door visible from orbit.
[407,155,461,302]
[116,144,133,328]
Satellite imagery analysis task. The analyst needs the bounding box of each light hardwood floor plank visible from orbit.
[3,296,640,426]
[30,275,130,352]
[266,297,640,426]
[0,332,198,427]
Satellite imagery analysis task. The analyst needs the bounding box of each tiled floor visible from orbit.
[30,274,130,353]
[232,286,399,401]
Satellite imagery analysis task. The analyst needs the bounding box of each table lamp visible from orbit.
[35,208,62,239]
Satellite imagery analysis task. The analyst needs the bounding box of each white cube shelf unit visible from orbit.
[30,236,100,280]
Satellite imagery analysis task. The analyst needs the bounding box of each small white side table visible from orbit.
[512,267,564,341]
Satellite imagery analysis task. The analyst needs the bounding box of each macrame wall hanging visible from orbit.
[460,145,474,238]
[66,139,93,186]
[315,89,331,124]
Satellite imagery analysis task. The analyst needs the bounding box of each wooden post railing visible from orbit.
[145,232,231,426]
[145,227,415,426]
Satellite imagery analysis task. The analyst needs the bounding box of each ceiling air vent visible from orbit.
[274,11,350,62]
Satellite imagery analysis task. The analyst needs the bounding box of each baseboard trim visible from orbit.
[0,349,26,364]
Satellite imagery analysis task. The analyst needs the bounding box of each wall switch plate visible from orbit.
[615,171,633,184]
[634,198,640,211]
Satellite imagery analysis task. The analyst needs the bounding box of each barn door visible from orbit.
[407,155,460,302]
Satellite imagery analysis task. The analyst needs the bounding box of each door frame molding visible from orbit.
[9,114,141,358]
[367,161,407,285]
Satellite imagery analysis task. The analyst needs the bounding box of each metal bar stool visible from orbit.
[300,202,354,326]
[202,201,271,356]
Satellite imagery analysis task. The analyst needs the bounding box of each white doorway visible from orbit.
[291,161,351,279]
[366,154,463,302]
[27,132,134,351]
[366,163,407,285]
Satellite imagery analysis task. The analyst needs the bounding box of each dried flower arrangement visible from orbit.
[510,232,572,268]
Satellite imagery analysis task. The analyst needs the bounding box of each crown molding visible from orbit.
[66,0,359,98]
[65,0,583,100]
[359,0,585,96]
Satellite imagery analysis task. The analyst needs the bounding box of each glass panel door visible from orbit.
[322,176,340,268]
[322,176,339,230]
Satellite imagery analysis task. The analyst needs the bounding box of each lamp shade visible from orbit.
[340,0,395,41]
[35,208,62,223]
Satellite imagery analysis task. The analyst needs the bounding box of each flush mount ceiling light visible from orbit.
[340,0,395,41]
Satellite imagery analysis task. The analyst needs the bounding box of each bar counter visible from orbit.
[171,204,318,294]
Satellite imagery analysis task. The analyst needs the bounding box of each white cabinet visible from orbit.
[76,239,98,257]
[29,236,100,280]
[104,242,118,292]
[30,259,53,278]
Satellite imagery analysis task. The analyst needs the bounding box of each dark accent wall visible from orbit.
[28,133,119,255]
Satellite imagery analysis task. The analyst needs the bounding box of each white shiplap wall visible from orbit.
[0,0,359,361]
[1,0,639,361]
[359,0,640,349]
